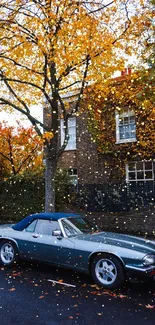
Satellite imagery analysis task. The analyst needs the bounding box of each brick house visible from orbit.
[56,69,155,212]
[44,69,155,212]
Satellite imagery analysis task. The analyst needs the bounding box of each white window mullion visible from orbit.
[60,119,65,146]
[115,112,120,143]
[60,117,76,150]
[143,161,145,181]
[125,163,129,182]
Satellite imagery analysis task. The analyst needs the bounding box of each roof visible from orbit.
[12,212,81,231]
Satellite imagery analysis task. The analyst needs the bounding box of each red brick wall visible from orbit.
[58,112,111,184]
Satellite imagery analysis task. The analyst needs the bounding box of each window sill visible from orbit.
[64,148,77,151]
[126,179,154,182]
[116,139,137,144]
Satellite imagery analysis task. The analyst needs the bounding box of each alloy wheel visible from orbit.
[0,243,15,265]
[95,258,117,285]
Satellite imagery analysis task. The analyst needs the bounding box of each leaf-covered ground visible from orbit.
[0,262,154,325]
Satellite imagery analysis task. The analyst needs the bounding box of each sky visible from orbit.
[0,105,43,128]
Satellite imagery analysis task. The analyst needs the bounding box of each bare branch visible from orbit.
[0,73,43,92]
[8,133,16,175]
[0,97,46,135]
[0,151,11,164]
[58,54,91,84]
[83,1,114,15]
[59,80,82,91]
[72,55,90,114]
[16,144,40,174]
[1,71,31,115]
[43,54,48,89]
[0,55,44,76]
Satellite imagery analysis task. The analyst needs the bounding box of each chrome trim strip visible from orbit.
[59,218,82,238]
[58,219,67,238]
[125,264,155,272]
[0,236,19,250]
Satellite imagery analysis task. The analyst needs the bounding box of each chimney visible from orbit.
[121,67,132,76]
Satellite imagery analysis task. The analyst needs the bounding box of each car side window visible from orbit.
[25,219,38,233]
[35,220,61,236]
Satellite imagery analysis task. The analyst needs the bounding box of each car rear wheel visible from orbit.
[0,241,18,266]
[91,254,125,289]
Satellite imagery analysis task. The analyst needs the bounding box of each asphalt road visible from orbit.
[0,262,154,325]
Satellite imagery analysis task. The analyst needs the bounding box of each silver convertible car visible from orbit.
[0,212,155,289]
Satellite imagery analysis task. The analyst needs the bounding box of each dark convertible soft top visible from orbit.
[12,212,81,231]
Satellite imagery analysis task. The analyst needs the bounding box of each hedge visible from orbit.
[0,170,70,223]
[0,177,45,223]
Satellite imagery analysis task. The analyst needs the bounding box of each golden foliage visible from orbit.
[0,122,43,177]
[86,72,155,160]
[0,0,152,118]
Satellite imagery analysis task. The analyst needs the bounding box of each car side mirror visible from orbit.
[52,230,62,238]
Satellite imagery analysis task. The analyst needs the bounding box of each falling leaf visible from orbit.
[145,304,154,309]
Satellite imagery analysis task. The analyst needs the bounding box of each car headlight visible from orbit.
[143,254,155,266]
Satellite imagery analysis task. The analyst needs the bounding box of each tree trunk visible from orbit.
[43,94,59,212]
[45,153,57,212]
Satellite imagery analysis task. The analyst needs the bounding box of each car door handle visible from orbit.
[32,234,39,238]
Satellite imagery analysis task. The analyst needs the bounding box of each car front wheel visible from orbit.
[91,254,125,289]
[0,241,18,266]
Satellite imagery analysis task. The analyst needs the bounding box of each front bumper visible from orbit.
[125,264,155,280]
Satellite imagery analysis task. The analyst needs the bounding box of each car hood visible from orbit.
[0,224,14,229]
[76,232,155,254]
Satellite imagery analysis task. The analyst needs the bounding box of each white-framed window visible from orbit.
[60,117,76,150]
[116,108,136,143]
[126,161,154,182]
[68,168,78,185]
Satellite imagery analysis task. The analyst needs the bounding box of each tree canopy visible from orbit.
[0,122,43,178]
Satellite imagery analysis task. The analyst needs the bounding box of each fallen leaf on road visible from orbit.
[9,288,16,292]
[119,294,127,299]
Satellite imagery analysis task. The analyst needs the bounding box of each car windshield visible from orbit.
[63,216,100,236]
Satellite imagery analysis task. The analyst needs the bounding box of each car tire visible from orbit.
[0,241,19,266]
[91,253,125,290]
